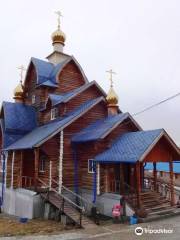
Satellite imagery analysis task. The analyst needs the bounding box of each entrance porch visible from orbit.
[94,130,180,217]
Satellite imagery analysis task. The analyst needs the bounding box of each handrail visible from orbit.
[51,179,93,209]
[38,177,83,227]
[51,186,83,211]
[38,178,82,210]
[37,178,49,188]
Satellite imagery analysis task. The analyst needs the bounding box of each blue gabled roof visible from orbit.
[0,118,24,148]
[0,101,37,148]
[38,80,58,88]
[95,129,163,163]
[31,58,54,84]
[31,57,71,85]
[48,83,94,107]
[2,101,37,133]
[145,162,180,173]
[72,113,129,143]
[5,97,104,150]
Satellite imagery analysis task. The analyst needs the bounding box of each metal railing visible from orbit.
[38,178,83,227]
[51,179,94,213]
[144,176,171,200]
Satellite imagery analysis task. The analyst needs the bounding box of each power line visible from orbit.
[132,92,180,117]
[62,91,180,136]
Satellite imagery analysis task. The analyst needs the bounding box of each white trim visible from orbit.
[11,151,15,189]
[51,108,58,120]
[49,161,52,190]
[97,163,100,195]
[88,159,95,174]
[32,95,36,104]
[141,130,180,162]
[58,131,64,193]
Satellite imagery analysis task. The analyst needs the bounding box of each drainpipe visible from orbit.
[0,151,6,211]
[93,162,97,203]
[72,143,79,194]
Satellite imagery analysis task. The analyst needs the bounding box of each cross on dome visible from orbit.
[18,65,26,83]
[55,11,63,30]
[106,69,118,106]
[106,69,116,88]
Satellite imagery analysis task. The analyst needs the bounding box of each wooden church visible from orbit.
[0,13,180,225]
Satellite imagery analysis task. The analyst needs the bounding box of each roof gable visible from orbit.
[5,97,105,150]
[95,129,164,163]
[72,113,130,143]
[45,81,107,109]
[25,56,88,87]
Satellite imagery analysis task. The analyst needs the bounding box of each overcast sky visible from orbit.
[0,0,180,144]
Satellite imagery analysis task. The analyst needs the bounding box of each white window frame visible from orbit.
[51,108,58,120]
[39,156,46,173]
[88,159,95,174]
[32,95,36,104]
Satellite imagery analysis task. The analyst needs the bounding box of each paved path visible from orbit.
[1,215,180,240]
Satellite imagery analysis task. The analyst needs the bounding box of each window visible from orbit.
[51,108,58,120]
[88,159,96,173]
[39,156,46,173]
[32,95,36,104]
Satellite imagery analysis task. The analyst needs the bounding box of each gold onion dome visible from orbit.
[14,81,24,98]
[106,87,119,105]
[51,28,66,45]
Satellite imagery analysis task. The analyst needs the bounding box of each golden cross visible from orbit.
[18,65,26,83]
[106,69,116,88]
[55,11,63,29]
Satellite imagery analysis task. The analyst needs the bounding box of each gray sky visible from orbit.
[0,0,180,144]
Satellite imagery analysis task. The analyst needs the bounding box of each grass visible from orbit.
[0,214,71,237]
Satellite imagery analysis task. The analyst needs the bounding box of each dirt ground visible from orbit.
[0,214,72,237]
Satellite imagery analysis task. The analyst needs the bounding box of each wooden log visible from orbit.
[34,148,39,189]
[136,161,141,208]
[153,162,157,191]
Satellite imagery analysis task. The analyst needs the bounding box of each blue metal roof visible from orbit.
[37,80,58,88]
[145,162,180,173]
[2,101,37,133]
[72,113,130,143]
[31,57,71,85]
[48,83,95,107]
[95,129,163,163]
[5,97,104,150]
[0,118,24,148]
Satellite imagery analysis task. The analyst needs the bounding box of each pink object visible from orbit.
[112,204,121,218]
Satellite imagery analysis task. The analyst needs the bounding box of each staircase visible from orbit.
[129,190,180,222]
[39,179,96,228]
[140,191,173,215]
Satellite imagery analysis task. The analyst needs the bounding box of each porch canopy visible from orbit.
[94,129,180,163]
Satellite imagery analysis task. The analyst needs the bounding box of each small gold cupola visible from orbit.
[106,69,119,115]
[13,65,26,103]
[51,11,66,52]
